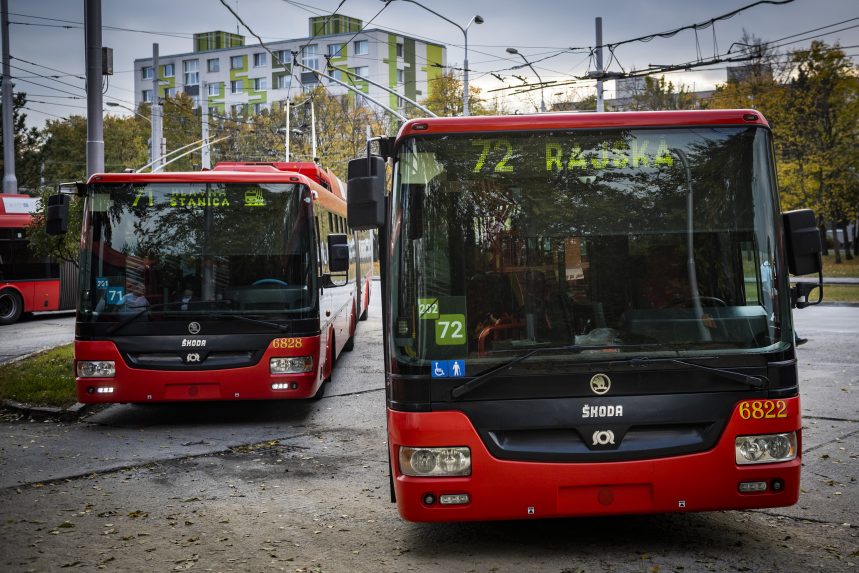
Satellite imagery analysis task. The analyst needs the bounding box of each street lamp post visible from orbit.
[387,1,482,116]
[506,48,545,113]
[105,101,150,121]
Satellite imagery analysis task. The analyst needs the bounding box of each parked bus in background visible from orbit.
[347,110,823,522]
[0,194,76,325]
[47,162,372,403]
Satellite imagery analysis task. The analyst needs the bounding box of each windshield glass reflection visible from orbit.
[78,182,315,322]
[390,127,789,374]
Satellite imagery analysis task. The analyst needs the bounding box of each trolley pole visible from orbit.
[595,17,604,113]
[284,98,290,162]
[151,43,163,171]
[201,81,210,169]
[1,0,16,193]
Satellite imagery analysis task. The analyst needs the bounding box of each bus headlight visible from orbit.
[735,432,797,465]
[399,446,471,477]
[76,361,116,378]
[270,356,313,374]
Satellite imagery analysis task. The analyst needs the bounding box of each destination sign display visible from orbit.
[467,136,675,176]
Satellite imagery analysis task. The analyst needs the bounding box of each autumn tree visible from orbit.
[422,70,493,117]
[30,113,149,264]
[630,76,698,111]
[784,42,858,262]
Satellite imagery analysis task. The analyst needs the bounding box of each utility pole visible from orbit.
[2,0,17,193]
[200,81,210,169]
[595,17,604,113]
[284,98,290,162]
[151,43,164,172]
[309,100,317,163]
[84,0,104,176]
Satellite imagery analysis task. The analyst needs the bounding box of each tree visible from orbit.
[422,70,493,117]
[30,113,149,265]
[630,76,698,111]
[160,93,202,171]
[710,39,859,262]
[39,115,87,186]
[0,91,43,191]
[786,42,858,263]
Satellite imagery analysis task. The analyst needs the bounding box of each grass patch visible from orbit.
[822,253,859,278]
[819,285,859,304]
[0,344,77,407]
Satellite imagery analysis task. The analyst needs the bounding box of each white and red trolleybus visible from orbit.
[48,162,372,403]
[346,110,823,522]
[1,194,76,324]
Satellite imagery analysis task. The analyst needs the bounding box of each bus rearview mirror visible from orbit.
[782,209,822,276]
[328,234,350,273]
[347,156,386,230]
[46,194,70,236]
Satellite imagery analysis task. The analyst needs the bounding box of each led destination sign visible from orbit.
[468,136,675,176]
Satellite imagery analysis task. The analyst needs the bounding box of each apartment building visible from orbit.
[133,15,446,117]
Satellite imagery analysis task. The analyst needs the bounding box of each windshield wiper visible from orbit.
[627,357,767,389]
[105,301,290,335]
[105,303,167,335]
[450,344,614,399]
[450,346,768,400]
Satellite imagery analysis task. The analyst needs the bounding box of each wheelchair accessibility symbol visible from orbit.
[431,360,465,378]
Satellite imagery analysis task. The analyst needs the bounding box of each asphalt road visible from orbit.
[0,312,75,365]
[0,299,856,572]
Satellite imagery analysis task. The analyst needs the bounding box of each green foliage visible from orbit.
[422,70,494,117]
[208,87,388,180]
[710,41,859,225]
[26,187,84,267]
[630,76,699,111]
[0,344,77,407]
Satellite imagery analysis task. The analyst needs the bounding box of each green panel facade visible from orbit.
[404,38,417,103]
[387,34,399,109]
[424,44,444,100]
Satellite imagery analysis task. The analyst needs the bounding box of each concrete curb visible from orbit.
[1,399,96,422]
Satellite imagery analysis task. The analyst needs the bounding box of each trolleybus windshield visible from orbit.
[390,126,791,375]
[78,182,316,323]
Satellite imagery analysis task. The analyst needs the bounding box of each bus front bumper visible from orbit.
[388,398,801,522]
[74,338,324,402]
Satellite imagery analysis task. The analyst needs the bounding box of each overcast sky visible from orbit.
[6,0,859,127]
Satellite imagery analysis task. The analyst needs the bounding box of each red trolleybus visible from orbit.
[346,110,823,522]
[1,194,76,324]
[48,162,372,403]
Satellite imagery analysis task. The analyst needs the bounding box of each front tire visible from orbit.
[0,290,24,325]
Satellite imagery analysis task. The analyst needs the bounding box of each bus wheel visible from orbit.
[311,378,326,400]
[0,290,23,325]
[343,309,355,352]
[359,306,368,321]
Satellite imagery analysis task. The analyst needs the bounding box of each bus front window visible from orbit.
[389,127,790,374]
[78,183,316,323]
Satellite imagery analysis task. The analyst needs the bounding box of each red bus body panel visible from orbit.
[398,110,769,138]
[388,397,801,522]
[1,194,63,314]
[0,279,61,313]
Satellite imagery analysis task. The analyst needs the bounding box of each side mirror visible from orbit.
[46,194,70,236]
[782,208,823,308]
[783,209,822,276]
[328,233,350,273]
[347,156,386,230]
